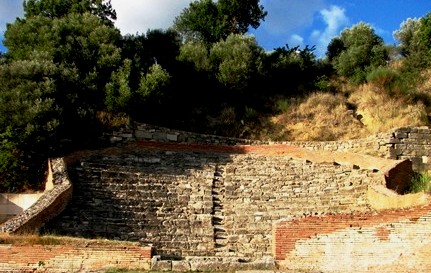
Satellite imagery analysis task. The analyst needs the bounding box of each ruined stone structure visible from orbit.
[2,123,431,272]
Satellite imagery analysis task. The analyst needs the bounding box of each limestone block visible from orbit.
[171,260,191,271]
[151,260,172,271]
[167,133,178,142]
[135,130,153,139]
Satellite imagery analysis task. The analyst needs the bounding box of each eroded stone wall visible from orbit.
[107,123,431,171]
[45,147,384,259]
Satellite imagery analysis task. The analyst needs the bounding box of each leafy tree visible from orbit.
[1,1,121,190]
[105,59,133,113]
[4,12,121,139]
[393,13,431,85]
[138,63,171,106]
[24,0,116,25]
[265,44,320,97]
[0,53,60,191]
[393,17,421,57]
[328,22,388,84]
[120,29,180,93]
[173,0,266,45]
[177,41,212,72]
[210,34,264,92]
[217,0,267,34]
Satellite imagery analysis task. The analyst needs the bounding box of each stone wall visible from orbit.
[108,122,263,145]
[274,203,431,273]
[44,146,385,259]
[0,158,72,233]
[107,123,431,171]
[0,242,151,272]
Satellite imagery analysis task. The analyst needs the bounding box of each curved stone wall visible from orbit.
[0,158,72,233]
[44,144,390,259]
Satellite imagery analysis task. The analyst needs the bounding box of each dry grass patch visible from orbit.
[349,84,427,134]
[270,92,366,141]
[0,233,141,247]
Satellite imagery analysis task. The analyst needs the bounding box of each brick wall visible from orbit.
[0,243,151,272]
[274,204,431,272]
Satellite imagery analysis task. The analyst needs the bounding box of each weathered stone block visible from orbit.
[151,260,172,271]
[167,133,178,142]
[171,260,191,271]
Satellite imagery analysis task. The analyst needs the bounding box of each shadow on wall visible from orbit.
[0,193,45,224]
[0,196,23,223]
[42,144,244,259]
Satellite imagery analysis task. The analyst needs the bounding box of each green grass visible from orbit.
[406,171,431,193]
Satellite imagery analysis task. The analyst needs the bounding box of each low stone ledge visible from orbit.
[0,158,72,234]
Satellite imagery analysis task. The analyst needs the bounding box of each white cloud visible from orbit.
[311,5,349,57]
[0,0,24,32]
[111,0,193,35]
[289,34,304,47]
[259,0,324,35]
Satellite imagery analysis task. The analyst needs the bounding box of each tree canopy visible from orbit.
[328,22,389,84]
[173,0,267,45]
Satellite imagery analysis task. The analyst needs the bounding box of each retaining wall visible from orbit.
[274,204,431,273]
[0,242,151,272]
[44,146,385,259]
[108,123,431,171]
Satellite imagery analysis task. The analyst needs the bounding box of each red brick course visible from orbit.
[0,244,152,272]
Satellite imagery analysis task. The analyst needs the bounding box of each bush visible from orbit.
[366,67,405,96]
[406,171,431,193]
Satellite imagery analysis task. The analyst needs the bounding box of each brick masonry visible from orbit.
[274,204,431,272]
[0,243,151,272]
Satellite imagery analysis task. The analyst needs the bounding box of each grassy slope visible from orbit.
[264,73,431,141]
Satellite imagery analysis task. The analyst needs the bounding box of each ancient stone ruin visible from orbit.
[1,123,431,272]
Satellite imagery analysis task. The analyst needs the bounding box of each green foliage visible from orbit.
[0,55,60,191]
[24,0,117,25]
[0,3,121,190]
[393,17,421,57]
[366,67,405,96]
[329,22,389,85]
[177,41,212,72]
[173,0,266,45]
[138,64,171,104]
[275,98,290,113]
[266,44,321,97]
[105,59,133,113]
[406,171,431,193]
[210,34,264,91]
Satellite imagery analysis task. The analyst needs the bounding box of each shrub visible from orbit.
[406,171,431,193]
[366,67,406,96]
[275,98,290,113]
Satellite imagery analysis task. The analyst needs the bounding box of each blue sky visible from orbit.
[1,0,431,57]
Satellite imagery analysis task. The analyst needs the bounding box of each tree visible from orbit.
[393,13,431,82]
[393,17,421,57]
[173,0,266,45]
[1,1,121,190]
[24,0,116,26]
[265,44,320,97]
[329,22,388,84]
[210,34,264,92]
[0,53,60,191]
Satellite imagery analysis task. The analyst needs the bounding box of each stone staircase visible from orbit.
[211,165,227,254]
